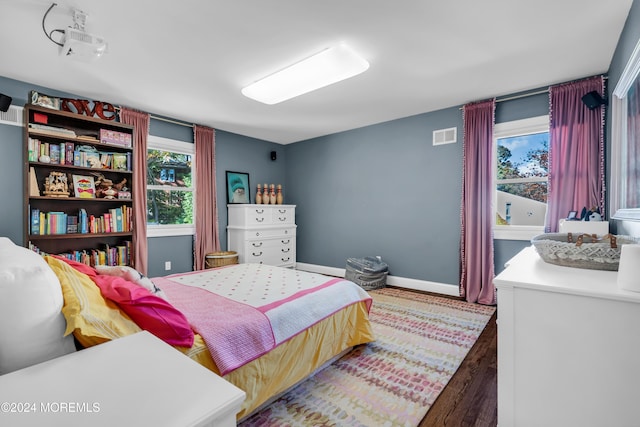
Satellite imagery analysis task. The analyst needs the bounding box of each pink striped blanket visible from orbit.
[152,264,372,375]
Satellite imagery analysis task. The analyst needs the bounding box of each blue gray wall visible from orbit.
[284,91,549,285]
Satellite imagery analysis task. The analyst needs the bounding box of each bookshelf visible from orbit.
[23,104,136,267]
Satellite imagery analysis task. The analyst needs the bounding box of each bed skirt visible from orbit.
[175,300,374,419]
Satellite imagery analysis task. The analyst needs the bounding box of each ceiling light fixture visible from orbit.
[242,43,369,105]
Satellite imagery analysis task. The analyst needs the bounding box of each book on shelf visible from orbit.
[59,142,66,165]
[78,208,88,234]
[100,129,132,147]
[64,142,75,165]
[113,153,128,171]
[84,152,101,169]
[28,123,76,138]
[39,211,45,235]
[49,144,60,164]
[44,212,67,235]
[67,215,78,234]
[30,208,40,235]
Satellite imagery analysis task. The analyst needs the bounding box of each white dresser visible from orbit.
[494,247,640,427]
[227,204,296,267]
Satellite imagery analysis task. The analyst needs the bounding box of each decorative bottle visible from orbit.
[256,184,262,204]
[276,184,283,204]
[269,184,277,204]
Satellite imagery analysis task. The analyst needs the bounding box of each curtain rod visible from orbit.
[148,114,194,128]
[460,76,608,109]
[115,106,194,128]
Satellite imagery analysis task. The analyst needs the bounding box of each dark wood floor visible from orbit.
[419,309,498,427]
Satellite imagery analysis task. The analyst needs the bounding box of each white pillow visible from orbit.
[0,237,76,374]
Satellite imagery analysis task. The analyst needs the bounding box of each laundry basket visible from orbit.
[205,251,238,269]
[345,256,389,290]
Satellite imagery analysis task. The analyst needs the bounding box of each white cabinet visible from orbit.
[227,204,296,267]
[0,331,245,427]
[494,247,640,427]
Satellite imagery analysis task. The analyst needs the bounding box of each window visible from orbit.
[493,115,549,240]
[146,135,195,237]
[610,36,640,219]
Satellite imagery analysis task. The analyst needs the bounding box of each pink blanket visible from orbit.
[153,277,274,375]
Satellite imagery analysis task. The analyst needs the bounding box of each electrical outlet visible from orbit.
[164,261,171,271]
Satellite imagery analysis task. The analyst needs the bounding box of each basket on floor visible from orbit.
[205,251,238,269]
[345,256,389,290]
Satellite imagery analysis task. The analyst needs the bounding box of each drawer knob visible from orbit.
[281,257,290,262]
[256,218,264,222]
[255,232,260,236]
[278,209,286,214]
[281,239,290,244]
[252,251,263,257]
[252,242,263,247]
[282,248,290,253]
[255,209,264,214]
[278,217,287,222]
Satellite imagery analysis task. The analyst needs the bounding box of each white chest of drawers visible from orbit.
[494,247,640,427]
[227,204,296,267]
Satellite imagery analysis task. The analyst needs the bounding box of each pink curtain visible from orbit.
[545,76,605,232]
[460,99,496,305]
[193,125,220,270]
[119,108,150,275]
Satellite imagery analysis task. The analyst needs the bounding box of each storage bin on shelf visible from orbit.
[205,251,238,269]
[345,256,388,290]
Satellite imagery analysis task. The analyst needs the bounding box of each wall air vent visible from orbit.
[0,105,24,127]
[433,127,457,146]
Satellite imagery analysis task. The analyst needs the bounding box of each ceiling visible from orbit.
[0,0,633,144]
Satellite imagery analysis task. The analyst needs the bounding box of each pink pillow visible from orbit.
[55,257,194,347]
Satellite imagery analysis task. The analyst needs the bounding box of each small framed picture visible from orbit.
[29,90,60,110]
[72,175,96,198]
[226,171,250,204]
[567,210,578,220]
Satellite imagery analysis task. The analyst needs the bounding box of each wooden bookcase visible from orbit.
[23,104,136,266]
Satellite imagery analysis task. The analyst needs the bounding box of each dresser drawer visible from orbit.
[231,206,270,226]
[244,238,296,266]
[228,204,296,226]
[244,227,296,239]
[271,207,295,224]
[247,237,294,251]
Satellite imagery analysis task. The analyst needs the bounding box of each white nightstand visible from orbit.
[0,331,245,426]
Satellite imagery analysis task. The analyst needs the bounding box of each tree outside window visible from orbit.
[145,135,195,237]
[494,116,549,228]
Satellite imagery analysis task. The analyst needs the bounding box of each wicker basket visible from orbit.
[205,251,238,269]
[531,233,638,271]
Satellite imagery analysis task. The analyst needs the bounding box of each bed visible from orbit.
[0,237,374,420]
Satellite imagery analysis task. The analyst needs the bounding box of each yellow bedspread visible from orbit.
[176,300,374,419]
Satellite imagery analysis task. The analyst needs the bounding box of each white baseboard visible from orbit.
[295,262,460,297]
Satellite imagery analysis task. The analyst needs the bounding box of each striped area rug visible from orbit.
[239,287,496,427]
